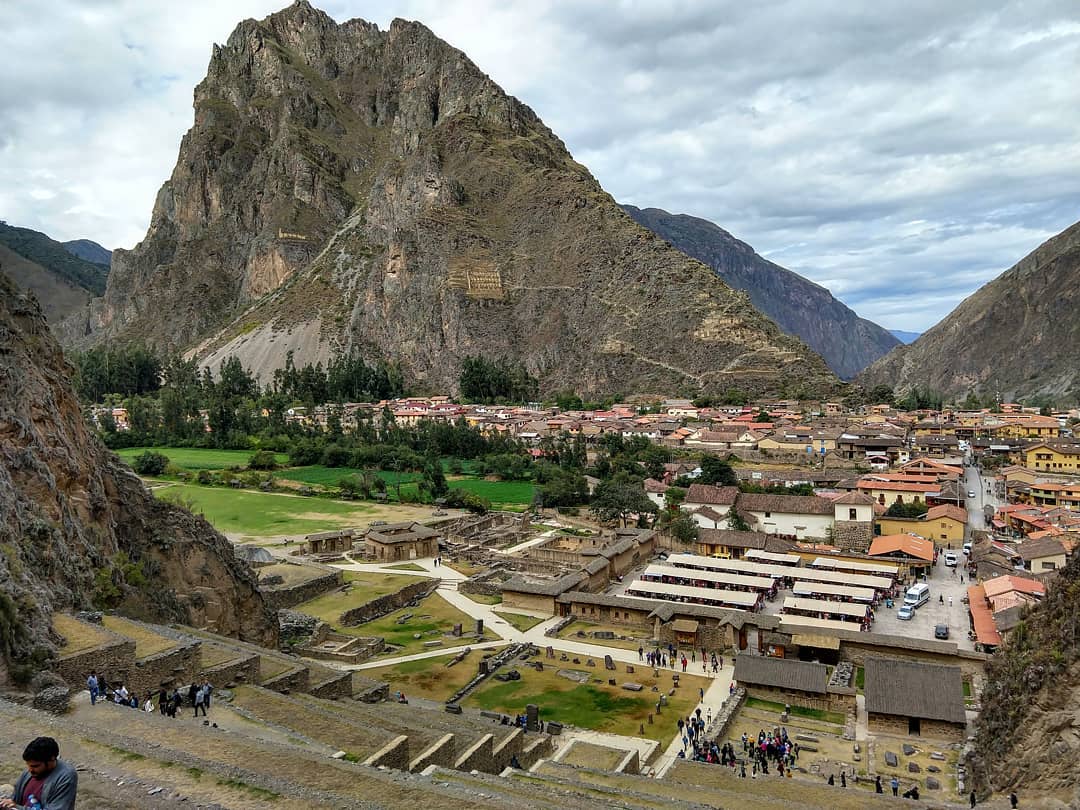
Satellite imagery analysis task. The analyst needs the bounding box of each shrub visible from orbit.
[248,450,279,470]
[131,450,169,476]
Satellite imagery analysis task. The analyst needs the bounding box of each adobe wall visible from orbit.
[501,591,556,615]
[566,601,652,629]
[868,712,964,741]
[262,568,344,611]
[340,580,438,626]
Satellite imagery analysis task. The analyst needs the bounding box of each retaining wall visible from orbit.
[262,568,344,611]
[364,735,410,770]
[340,580,439,627]
[410,733,457,773]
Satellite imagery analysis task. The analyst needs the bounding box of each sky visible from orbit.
[3,1,1080,332]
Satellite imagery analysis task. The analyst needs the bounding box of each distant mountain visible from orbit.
[0,222,109,295]
[0,243,93,323]
[63,238,112,267]
[62,2,840,399]
[860,219,1080,401]
[622,205,899,379]
[889,329,922,344]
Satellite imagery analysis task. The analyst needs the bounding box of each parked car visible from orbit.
[968,490,977,498]
[943,551,959,567]
[897,605,915,621]
[962,542,973,555]
[934,624,950,639]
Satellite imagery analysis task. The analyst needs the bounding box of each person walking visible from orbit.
[1010,792,1018,808]
[86,672,99,706]
[970,790,977,808]
[1,737,78,810]
[891,776,899,796]
[187,681,198,708]
[193,684,208,718]
[201,679,213,709]
[875,775,883,794]
[840,771,846,788]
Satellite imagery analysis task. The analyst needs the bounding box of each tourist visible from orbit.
[187,681,198,708]
[193,684,208,717]
[840,771,846,788]
[158,688,169,715]
[949,596,954,608]
[1010,791,1018,808]
[144,696,154,713]
[827,774,834,786]
[86,672,99,706]
[875,775,883,793]
[638,646,643,661]
[699,687,704,702]
[891,775,899,796]
[201,679,213,709]
[970,790,977,807]
[0,737,78,810]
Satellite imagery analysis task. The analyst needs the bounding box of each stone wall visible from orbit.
[262,568,343,611]
[743,684,855,714]
[868,712,965,741]
[201,651,260,688]
[308,670,353,700]
[126,642,202,697]
[833,519,874,553]
[839,640,987,679]
[501,591,556,614]
[453,733,495,772]
[364,735,410,769]
[410,733,457,772]
[260,665,310,695]
[491,728,524,770]
[340,580,438,626]
[518,735,554,769]
[54,637,136,691]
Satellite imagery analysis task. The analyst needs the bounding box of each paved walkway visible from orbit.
[324,554,745,768]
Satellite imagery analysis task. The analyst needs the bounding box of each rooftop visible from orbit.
[733,654,828,694]
[864,656,966,724]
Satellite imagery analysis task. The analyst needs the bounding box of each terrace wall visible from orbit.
[339,580,439,626]
[262,568,344,610]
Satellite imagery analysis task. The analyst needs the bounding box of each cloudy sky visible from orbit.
[4,1,1080,331]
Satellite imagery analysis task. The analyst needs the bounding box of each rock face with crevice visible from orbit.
[63,1,838,399]
[0,272,275,686]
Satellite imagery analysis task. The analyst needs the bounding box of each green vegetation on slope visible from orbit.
[0,221,109,294]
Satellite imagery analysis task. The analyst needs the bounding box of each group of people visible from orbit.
[637,644,724,676]
[85,671,212,718]
[675,708,710,755]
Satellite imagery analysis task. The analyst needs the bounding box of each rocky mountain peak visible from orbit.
[61,3,839,399]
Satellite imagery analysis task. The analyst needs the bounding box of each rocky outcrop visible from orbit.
[860,219,1080,401]
[622,205,899,379]
[968,551,1080,806]
[63,1,838,399]
[0,272,275,687]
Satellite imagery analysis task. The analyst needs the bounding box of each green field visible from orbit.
[354,593,487,654]
[115,446,288,470]
[155,483,373,535]
[277,466,423,486]
[446,478,535,509]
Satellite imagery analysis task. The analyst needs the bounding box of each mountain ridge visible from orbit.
[622,205,899,378]
[859,218,1080,401]
[63,238,112,266]
[59,1,840,399]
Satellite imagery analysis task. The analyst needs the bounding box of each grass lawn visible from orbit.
[462,592,503,605]
[362,649,491,701]
[276,466,422,487]
[493,611,544,632]
[385,562,426,572]
[295,572,424,624]
[101,615,177,658]
[446,478,535,510]
[116,446,287,470]
[466,662,708,743]
[855,666,865,691]
[53,613,115,655]
[359,593,491,654]
[558,621,651,652]
[743,697,845,726]
[154,483,374,536]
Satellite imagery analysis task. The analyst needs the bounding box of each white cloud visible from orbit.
[2,0,1080,331]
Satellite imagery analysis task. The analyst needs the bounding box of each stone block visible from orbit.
[927,765,941,774]
[908,762,921,773]
[925,777,940,790]
[445,703,463,714]
[929,751,946,761]
[546,721,563,735]
[604,655,615,670]
[884,751,898,767]
[622,683,643,692]
[902,743,916,756]
[796,734,818,743]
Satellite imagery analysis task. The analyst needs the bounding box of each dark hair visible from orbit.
[23,737,59,762]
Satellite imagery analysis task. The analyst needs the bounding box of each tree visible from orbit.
[699,455,737,487]
[669,511,699,545]
[726,509,752,532]
[131,450,169,476]
[421,456,449,498]
[884,501,929,518]
[589,473,658,527]
[867,384,895,406]
[248,450,279,470]
[664,486,686,511]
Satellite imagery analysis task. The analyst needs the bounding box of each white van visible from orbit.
[903,583,931,608]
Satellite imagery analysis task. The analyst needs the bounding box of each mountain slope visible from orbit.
[0,242,92,323]
[622,205,899,378]
[888,329,921,344]
[63,238,112,266]
[0,270,274,684]
[62,1,838,399]
[860,220,1080,401]
[0,221,109,295]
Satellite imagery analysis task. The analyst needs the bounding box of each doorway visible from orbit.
[908,716,921,735]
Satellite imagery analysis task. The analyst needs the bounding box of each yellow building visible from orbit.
[991,416,1062,440]
[1025,442,1080,473]
[876,504,967,547]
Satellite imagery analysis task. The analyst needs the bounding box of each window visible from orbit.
[1042,561,1057,570]
[764,511,771,518]
[849,508,858,520]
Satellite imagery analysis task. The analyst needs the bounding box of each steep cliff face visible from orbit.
[622,205,900,379]
[65,1,839,399]
[968,553,1080,807]
[860,219,1080,401]
[0,272,274,685]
